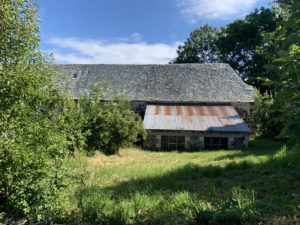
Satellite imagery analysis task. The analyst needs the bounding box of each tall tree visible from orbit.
[172,9,278,92]
[259,0,300,143]
[172,24,220,64]
[0,0,71,219]
[216,8,278,91]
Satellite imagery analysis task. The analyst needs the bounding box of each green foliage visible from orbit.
[172,24,220,64]
[173,3,298,142]
[216,8,278,91]
[172,8,278,93]
[73,84,108,152]
[0,0,74,221]
[0,0,42,65]
[59,97,89,152]
[252,89,283,137]
[87,93,146,154]
[259,0,300,144]
[58,87,103,153]
[61,85,146,155]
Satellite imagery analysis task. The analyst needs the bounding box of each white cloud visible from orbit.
[117,32,143,43]
[47,34,181,64]
[176,0,258,23]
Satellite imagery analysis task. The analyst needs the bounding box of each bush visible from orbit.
[59,96,89,152]
[0,0,76,221]
[61,85,146,155]
[88,93,146,154]
[251,89,283,137]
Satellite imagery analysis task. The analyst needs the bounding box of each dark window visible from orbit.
[161,136,185,150]
[212,137,219,145]
[204,137,228,150]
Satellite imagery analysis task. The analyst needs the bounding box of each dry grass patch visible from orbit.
[87,148,161,168]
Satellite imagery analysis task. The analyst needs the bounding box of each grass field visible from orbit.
[63,137,300,225]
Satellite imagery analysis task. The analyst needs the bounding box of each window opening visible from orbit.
[161,136,185,150]
[204,137,228,150]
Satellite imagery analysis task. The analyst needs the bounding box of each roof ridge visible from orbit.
[54,63,230,66]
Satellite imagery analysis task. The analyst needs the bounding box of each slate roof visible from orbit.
[55,63,254,103]
[143,104,251,133]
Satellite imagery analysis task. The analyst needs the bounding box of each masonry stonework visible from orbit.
[144,130,249,150]
[231,102,256,131]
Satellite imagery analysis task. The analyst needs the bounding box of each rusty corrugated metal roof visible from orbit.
[143,105,251,133]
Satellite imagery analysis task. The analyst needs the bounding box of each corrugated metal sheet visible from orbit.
[143,105,251,133]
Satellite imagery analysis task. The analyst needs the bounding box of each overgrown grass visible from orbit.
[59,137,299,224]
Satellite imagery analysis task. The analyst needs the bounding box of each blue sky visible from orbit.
[39,0,272,64]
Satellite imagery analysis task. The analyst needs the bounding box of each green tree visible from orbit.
[61,84,146,155]
[251,89,283,137]
[172,24,220,63]
[172,9,278,93]
[60,84,106,153]
[216,8,278,91]
[259,0,300,143]
[87,93,146,155]
[59,96,88,152]
[0,0,72,220]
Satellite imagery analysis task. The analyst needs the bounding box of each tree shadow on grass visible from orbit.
[213,152,251,161]
[82,145,299,203]
[76,145,300,224]
[213,146,281,161]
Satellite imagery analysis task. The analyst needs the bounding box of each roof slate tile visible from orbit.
[55,63,254,103]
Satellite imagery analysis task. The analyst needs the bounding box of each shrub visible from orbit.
[0,0,76,221]
[88,93,146,154]
[252,89,283,137]
[59,96,90,152]
[61,85,146,155]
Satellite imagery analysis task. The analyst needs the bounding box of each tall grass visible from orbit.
[55,137,299,224]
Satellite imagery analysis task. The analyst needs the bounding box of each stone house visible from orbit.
[56,63,254,150]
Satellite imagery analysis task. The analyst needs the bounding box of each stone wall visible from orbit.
[144,130,249,150]
[185,136,203,150]
[229,136,248,148]
[231,102,257,132]
[144,133,160,149]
